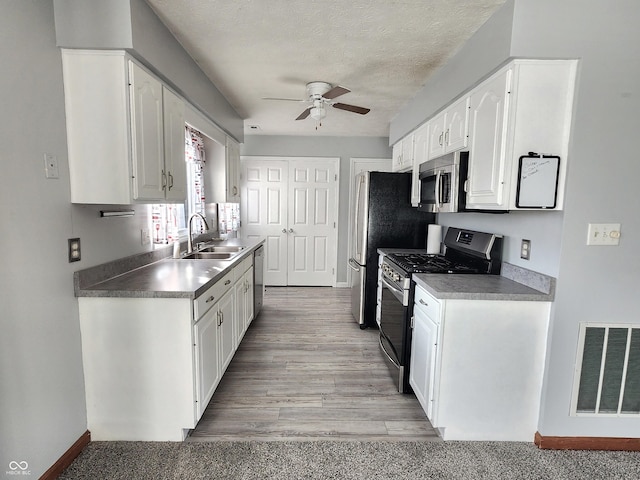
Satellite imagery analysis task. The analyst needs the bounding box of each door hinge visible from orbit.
[333,222,336,228]
[332,268,335,275]
[335,174,338,181]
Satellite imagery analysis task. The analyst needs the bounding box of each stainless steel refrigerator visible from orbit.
[349,171,434,328]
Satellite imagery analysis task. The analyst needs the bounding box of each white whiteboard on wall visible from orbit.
[516,154,560,208]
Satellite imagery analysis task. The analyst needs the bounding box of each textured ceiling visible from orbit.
[146,0,506,137]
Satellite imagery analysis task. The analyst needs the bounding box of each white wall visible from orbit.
[0,1,244,476]
[1,2,87,476]
[241,136,392,284]
[509,0,640,437]
[391,0,640,438]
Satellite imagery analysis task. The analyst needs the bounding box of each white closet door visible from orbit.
[287,158,338,286]
[240,157,338,287]
[241,159,289,286]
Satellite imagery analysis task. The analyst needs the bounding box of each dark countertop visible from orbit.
[75,238,264,299]
[378,247,554,302]
[412,273,552,301]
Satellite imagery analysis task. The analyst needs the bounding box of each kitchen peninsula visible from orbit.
[74,238,264,441]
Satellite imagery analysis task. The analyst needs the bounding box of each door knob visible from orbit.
[288,228,293,234]
[282,229,287,234]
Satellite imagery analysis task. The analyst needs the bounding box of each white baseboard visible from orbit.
[336,282,349,288]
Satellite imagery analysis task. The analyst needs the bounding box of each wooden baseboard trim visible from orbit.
[40,430,90,480]
[535,431,640,451]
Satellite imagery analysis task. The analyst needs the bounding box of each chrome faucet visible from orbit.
[187,213,210,253]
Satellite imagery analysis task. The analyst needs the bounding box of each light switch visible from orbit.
[587,223,621,246]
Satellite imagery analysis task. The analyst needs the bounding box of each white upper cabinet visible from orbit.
[465,68,511,209]
[392,133,414,172]
[465,60,577,211]
[411,123,429,206]
[225,136,241,203]
[427,95,470,160]
[62,49,186,204]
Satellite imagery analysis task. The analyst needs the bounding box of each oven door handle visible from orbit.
[379,334,400,368]
[381,277,408,306]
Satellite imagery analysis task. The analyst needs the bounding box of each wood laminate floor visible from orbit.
[188,286,440,441]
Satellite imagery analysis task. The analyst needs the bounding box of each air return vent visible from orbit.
[572,325,640,415]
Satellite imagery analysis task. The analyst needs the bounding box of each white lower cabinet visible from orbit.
[409,288,440,421]
[194,301,221,420]
[410,283,551,441]
[79,254,255,441]
[233,258,254,348]
[218,288,235,375]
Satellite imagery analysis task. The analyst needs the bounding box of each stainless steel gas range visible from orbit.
[377,227,503,393]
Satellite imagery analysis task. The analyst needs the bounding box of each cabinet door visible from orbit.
[226,137,241,202]
[391,141,403,172]
[409,305,439,421]
[401,133,414,171]
[233,276,246,348]
[444,96,469,153]
[218,289,235,374]
[245,266,254,328]
[466,69,511,209]
[427,112,446,160]
[194,306,220,419]
[411,123,429,206]
[162,88,187,202]
[130,62,165,201]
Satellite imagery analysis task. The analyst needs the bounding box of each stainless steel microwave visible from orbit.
[418,151,468,213]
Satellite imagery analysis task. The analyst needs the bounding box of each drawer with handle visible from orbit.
[193,270,234,320]
[414,285,441,324]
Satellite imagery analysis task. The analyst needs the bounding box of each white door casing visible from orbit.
[241,157,338,286]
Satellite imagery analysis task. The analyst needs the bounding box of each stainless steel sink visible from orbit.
[198,246,245,253]
[182,252,234,260]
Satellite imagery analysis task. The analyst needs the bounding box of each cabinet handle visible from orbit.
[444,130,449,145]
[220,311,224,324]
[225,279,231,286]
[438,133,443,146]
[205,295,215,303]
[419,299,429,306]
[161,170,167,189]
[168,172,174,190]
[216,311,221,326]
[232,186,238,196]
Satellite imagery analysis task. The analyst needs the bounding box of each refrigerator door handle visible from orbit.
[353,175,364,261]
[348,258,361,271]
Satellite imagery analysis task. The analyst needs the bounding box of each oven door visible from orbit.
[378,276,408,367]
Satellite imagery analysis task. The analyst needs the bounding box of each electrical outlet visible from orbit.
[520,239,531,260]
[44,153,59,179]
[587,223,621,246]
[68,238,81,262]
[141,228,150,246]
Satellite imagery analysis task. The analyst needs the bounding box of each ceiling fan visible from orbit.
[263,81,370,125]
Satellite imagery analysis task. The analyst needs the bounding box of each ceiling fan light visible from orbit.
[310,106,326,121]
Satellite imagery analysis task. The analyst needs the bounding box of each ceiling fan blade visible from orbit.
[262,97,306,102]
[323,86,350,100]
[295,108,311,120]
[332,103,370,115]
